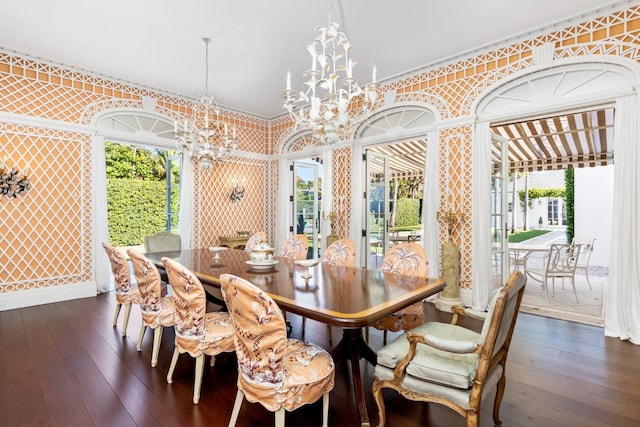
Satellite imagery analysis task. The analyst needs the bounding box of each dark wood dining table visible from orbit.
[146,247,444,427]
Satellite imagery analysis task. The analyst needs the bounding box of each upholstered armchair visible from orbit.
[220,274,335,427]
[127,249,175,367]
[144,231,182,285]
[372,270,526,427]
[102,242,141,337]
[161,257,235,404]
[369,242,429,345]
[279,234,309,260]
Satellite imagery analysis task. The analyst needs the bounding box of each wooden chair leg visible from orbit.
[122,302,132,337]
[228,389,244,427]
[136,324,146,351]
[151,326,163,367]
[493,371,506,426]
[321,391,330,427]
[274,408,285,427]
[112,302,122,327]
[372,378,387,427]
[167,347,180,383]
[193,354,205,404]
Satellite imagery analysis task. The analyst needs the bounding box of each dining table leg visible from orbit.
[330,327,377,427]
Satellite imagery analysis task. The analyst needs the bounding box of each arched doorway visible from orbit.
[475,60,638,324]
[354,105,439,268]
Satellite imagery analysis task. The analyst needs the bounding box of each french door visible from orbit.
[292,160,321,258]
[364,150,390,268]
[491,135,509,285]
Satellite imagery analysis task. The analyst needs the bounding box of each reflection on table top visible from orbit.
[146,248,444,329]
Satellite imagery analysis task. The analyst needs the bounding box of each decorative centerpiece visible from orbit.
[250,242,274,262]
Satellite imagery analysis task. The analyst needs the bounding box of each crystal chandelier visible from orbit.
[282,6,378,144]
[175,38,238,170]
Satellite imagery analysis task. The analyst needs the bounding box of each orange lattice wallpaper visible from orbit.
[2,4,640,303]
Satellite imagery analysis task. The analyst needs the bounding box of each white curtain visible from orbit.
[604,94,640,344]
[471,121,492,310]
[423,130,440,272]
[92,135,110,293]
[178,154,194,249]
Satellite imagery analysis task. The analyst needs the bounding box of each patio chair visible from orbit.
[525,243,582,303]
[372,270,526,427]
[571,237,596,289]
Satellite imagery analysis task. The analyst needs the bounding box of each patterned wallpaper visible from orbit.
[1,5,639,297]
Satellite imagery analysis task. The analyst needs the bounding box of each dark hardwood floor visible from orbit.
[2,292,640,427]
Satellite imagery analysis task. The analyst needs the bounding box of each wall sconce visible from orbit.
[230,181,245,203]
[0,159,31,199]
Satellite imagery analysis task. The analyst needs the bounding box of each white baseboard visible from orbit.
[0,281,97,311]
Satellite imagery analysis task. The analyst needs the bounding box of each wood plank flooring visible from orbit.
[1,292,640,427]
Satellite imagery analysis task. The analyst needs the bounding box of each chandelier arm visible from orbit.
[174,37,239,169]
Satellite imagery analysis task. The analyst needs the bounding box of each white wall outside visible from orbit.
[574,165,613,268]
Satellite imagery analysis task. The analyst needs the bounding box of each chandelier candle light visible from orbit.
[174,38,238,170]
[282,7,378,144]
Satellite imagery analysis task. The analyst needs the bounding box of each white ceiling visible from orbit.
[0,0,624,119]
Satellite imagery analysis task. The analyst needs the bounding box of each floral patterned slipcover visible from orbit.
[102,242,141,336]
[279,234,309,260]
[162,257,235,404]
[220,274,335,413]
[128,249,175,366]
[245,231,268,253]
[371,242,430,333]
[321,238,356,267]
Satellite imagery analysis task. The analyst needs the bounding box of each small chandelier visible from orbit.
[282,5,378,144]
[175,38,238,170]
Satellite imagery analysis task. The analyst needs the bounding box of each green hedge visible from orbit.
[107,179,172,246]
[394,198,420,227]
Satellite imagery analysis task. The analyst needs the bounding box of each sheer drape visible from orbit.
[178,155,194,249]
[471,121,492,310]
[423,130,440,271]
[604,94,640,344]
[92,135,110,293]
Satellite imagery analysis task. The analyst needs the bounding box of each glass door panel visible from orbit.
[293,160,321,258]
[365,150,390,268]
[491,136,509,285]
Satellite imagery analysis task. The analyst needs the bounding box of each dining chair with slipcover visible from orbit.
[161,257,235,404]
[368,242,429,345]
[525,243,582,302]
[102,242,141,337]
[278,234,309,260]
[127,249,175,367]
[372,270,526,427]
[220,273,335,427]
[244,231,267,253]
[317,238,356,343]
